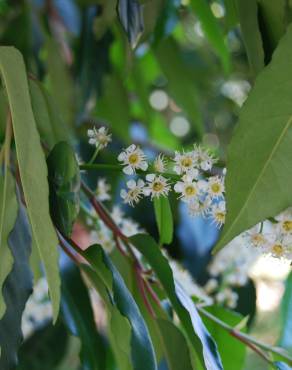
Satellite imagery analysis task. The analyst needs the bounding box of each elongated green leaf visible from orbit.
[0,204,33,369]
[82,264,132,370]
[0,171,18,318]
[29,79,69,149]
[156,319,194,370]
[190,0,230,72]
[214,24,292,252]
[153,196,173,245]
[131,234,223,370]
[202,306,247,370]
[279,272,292,351]
[0,46,61,321]
[223,0,238,30]
[257,0,286,61]
[61,261,107,370]
[81,246,157,370]
[155,37,203,137]
[236,0,265,76]
[47,142,80,237]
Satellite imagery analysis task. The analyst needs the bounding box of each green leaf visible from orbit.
[223,0,238,30]
[156,319,194,370]
[153,196,173,245]
[257,0,287,61]
[29,79,69,150]
[95,73,130,143]
[190,0,230,72]
[61,261,107,370]
[279,272,292,352]
[214,24,292,253]
[81,246,157,370]
[17,321,69,370]
[202,306,247,370]
[0,204,33,369]
[0,46,61,321]
[154,37,203,137]
[46,38,75,127]
[0,171,18,318]
[117,0,144,48]
[47,142,80,237]
[131,234,223,370]
[82,264,132,370]
[235,0,265,76]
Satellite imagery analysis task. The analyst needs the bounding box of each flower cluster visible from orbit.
[118,143,226,228]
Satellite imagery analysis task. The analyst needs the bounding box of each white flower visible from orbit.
[193,145,216,171]
[173,150,199,177]
[187,197,212,217]
[96,178,111,201]
[144,174,170,199]
[87,126,111,149]
[120,179,145,206]
[91,228,115,252]
[111,205,124,226]
[210,201,226,228]
[154,153,167,173]
[243,225,268,248]
[207,176,225,199]
[204,278,218,294]
[267,241,292,259]
[121,219,143,237]
[118,144,148,175]
[174,175,199,202]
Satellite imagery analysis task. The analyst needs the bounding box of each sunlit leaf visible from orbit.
[0,46,61,321]
[214,24,292,253]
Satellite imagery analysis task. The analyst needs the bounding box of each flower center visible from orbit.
[215,212,225,222]
[211,183,221,193]
[128,153,139,165]
[251,234,265,246]
[181,157,192,168]
[282,220,292,232]
[153,181,164,192]
[185,185,196,196]
[272,244,284,256]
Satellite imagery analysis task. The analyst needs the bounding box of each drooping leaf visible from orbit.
[81,246,157,370]
[156,319,194,370]
[131,234,223,370]
[202,306,247,370]
[17,321,69,370]
[47,142,80,237]
[61,259,107,370]
[235,0,265,76]
[117,0,144,48]
[0,46,61,321]
[154,37,203,137]
[153,196,173,245]
[82,264,132,370]
[0,171,18,318]
[46,38,75,127]
[214,24,292,253]
[257,0,287,63]
[279,272,292,352]
[223,0,238,30]
[29,79,69,150]
[0,204,33,370]
[190,0,230,72]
